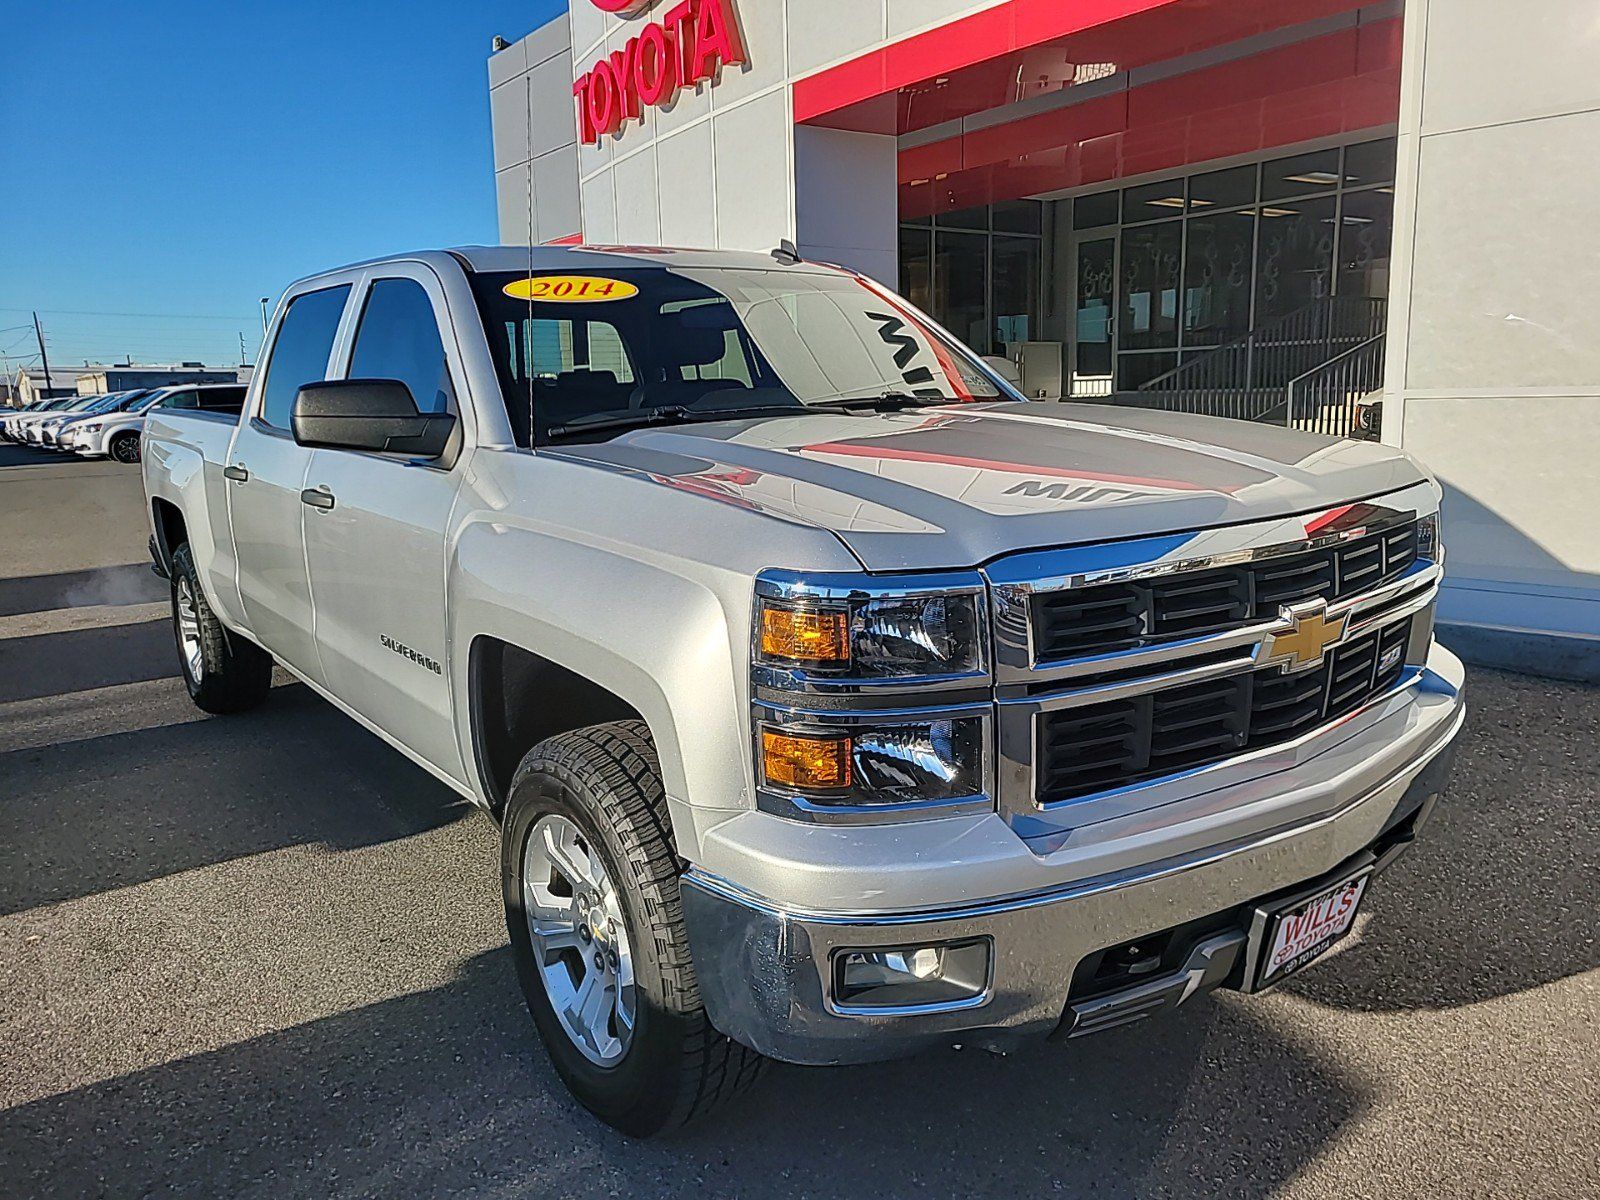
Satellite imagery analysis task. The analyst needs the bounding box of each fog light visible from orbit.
[832,939,991,1013]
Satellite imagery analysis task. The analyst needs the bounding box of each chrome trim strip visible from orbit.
[683,699,1465,928]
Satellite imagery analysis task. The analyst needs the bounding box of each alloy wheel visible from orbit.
[175,577,204,683]
[521,813,637,1067]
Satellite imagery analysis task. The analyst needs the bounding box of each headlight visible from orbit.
[80,423,101,434]
[753,572,987,683]
[1417,511,1444,565]
[757,713,990,815]
[751,570,993,821]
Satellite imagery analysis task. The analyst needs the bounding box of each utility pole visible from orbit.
[32,311,54,398]
[239,332,247,366]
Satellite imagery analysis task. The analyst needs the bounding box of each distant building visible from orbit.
[7,366,98,407]
[74,363,248,395]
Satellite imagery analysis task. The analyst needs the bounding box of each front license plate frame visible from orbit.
[1243,863,1375,992]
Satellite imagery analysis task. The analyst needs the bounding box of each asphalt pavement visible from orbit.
[0,445,1595,1199]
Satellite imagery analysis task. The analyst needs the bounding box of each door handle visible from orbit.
[223,464,249,483]
[300,488,335,511]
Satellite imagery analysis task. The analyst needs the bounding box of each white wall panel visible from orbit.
[533,145,582,242]
[527,51,580,160]
[713,0,788,107]
[496,166,531,245]
[1406,108,1600,392]
[581,172,618,243]
[656,123,718,247]
[490,79,530,172]
[886,0,999,39]
[1383,0,1600,670]
[612,148,663,244]
[711,89,794,250]
[1419,0,1600,134]
[786,1,884,77]
[488,39,527,89]
[794,125,897,255]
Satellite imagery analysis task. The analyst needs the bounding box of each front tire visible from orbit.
[501,721,766,1136]
[169,542,273,714]
[109,431,141,463]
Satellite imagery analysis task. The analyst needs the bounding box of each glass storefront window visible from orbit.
[1337,188,1393,300]
[1189,164,1256,211]
[1183,208,1255,348]
[993,199,1043,233]
[899,225,933,313]
[1344,138,1397,188]
[1073,191,1120,229]
[1075,238,1115,379]
[992,235,1041,349]
[938,204,989,230]
[1254,194,1337,322]
[1120,221,1182,349]
[1124,180,1189,223]
[934,229,989,351]
[1117,351,1178,390]
[1262,148,1342,200]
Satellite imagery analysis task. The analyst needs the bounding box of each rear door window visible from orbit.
[347,278,455,414]
[259,285,352,429]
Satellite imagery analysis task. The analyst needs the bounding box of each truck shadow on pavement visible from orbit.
[0,948,1362,1200]
[0,681,471,916]
[1281,668,1599,1013]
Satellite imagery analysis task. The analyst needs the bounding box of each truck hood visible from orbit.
[550,402,1429,572]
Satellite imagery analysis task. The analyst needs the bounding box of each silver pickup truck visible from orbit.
[143,245,1464,1136]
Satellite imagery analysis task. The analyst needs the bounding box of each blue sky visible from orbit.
[0,0,564,373]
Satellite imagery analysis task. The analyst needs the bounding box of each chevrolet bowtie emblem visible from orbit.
[1263,600,1349,670]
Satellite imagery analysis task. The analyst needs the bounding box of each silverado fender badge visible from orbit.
[1262,600,1349,671]
[380,634,443,676]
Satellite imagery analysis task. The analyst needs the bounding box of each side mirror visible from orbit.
[291,379,456,458]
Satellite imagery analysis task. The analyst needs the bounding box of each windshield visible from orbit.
[469,265,1008,446]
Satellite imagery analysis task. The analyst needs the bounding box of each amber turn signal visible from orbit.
[761,730,852,791]
[759,603,850,663]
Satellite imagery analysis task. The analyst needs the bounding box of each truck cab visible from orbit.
[143,245,1463,1136]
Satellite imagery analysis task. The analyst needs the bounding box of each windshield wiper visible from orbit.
[809,391,962,413]
[546,403,821,441]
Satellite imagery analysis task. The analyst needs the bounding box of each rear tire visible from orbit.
[501,720,766,1136]
[169,542,273,714]
[109,431,141,463]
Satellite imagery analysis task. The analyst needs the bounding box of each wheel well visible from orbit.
[469,637,646,816]
[151,498,187,565]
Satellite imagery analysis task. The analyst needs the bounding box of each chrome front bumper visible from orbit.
[682,648,1465,1066]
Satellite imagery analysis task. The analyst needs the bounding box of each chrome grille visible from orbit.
[1030,520,1420,665]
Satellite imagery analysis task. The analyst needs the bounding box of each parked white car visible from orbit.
[5,395,98,444]
[39,391,145,450]
[65,384,248,462]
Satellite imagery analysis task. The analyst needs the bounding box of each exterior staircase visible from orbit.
[1108,297,1388,437]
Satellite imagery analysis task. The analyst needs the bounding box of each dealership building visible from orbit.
[489,0,1599,679]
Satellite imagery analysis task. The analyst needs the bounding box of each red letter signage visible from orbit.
[572,0,745,144]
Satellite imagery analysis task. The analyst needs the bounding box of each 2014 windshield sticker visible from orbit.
[503,276,640,303]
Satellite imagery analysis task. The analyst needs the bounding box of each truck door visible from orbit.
[300,267,468,783]
[225,282,353,684]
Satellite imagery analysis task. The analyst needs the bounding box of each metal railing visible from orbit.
[1285,333,1386,438]
[1128,296,1388,424]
